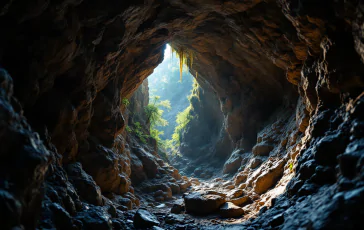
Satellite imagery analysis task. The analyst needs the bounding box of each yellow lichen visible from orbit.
[170,45,194,81]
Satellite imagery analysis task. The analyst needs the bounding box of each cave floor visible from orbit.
[126,178,262,229]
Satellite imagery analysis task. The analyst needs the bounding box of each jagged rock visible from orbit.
[219,202,245,218]
[171,203,185,214]
[234,172,248,185]
[253,143,274,156]
[0,70,49,229]
[230,196,252,207]
[65,163,103,206]
[164,214,185,225]
[132,147,159,179]
[179,180,192,193]
[130,153,148,184]
[167,182,180,194]
[78,145,131,195]
[1,1,364,229]
[250,158,263,169]
[223,150,243,174]
[49,203,74,230]
[227,189,244,199]
[254,160,286,194]
[184,192,226,215]
[75,207,112,230]
[270,213,285,227]
[133,209,160,229]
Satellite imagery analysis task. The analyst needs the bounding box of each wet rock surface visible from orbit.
[133,209,160,229]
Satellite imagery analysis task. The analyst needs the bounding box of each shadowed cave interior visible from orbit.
[0,1,364,229]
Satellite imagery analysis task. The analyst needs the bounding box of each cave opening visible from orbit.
[1,1,364,229]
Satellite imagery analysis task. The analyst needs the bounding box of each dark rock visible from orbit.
[65,162,103,206]
[269,213,284,227]
[313,133,348,166]
[50,203,74,230]
[0,190,22,229]
[219,202,245,218]
[171,203,185,214]
[297,159,317,180]
[223,150,243,174]
[338,151,362,179]
[286,178,304,197]
[311,166,336,185]
[297,183,318,197]
[75,207,112,230]
[184,192,226,215]
[132,147,160,179]
[133,209,160,229]
[164,214,185,224]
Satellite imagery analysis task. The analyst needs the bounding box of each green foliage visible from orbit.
[145,96,171,127]
[145,96,172,150]
[125,126,132,133]
[289,162,294,172]
[171,105,193,146]
[132,122,148,144]
[122,98,130,107]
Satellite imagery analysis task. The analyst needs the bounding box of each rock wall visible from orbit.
[0,0,364,229]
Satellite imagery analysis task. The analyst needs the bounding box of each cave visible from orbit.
[0,1,364,229]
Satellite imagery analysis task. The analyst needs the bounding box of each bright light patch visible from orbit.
[164,44,172,60]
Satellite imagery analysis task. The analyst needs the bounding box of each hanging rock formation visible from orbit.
[0,0,364,229]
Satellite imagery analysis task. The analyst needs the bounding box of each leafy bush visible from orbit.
[171,105,193,146]
[125,125,132,133]
[122,98,130,107]
[133,122,148,144]
[145,96,171,149]
[145,96,171,126]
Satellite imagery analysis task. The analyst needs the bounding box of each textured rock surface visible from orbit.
[0,0,364,229]
[219,202,245,218]
[184,192,226,215]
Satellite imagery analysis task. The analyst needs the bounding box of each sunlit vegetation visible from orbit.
[145,44,200,157]
[145,96,171,126]
[169,79,200,153]
[145,96,171,149]
[129,121,149,144]
[122,98,130,107]
[171,105,193,146]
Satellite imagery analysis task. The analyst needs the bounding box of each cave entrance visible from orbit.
[146,44,195,157]
[129,44,232,179]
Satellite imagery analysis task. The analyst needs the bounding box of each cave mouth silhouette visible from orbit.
[1,1,363,229]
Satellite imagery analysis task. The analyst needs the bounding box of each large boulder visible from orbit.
[134,209,160,229]
[184,192,226,215]
[65,162,103,206]
[78,145,131,194]
[130,153,148,184]
[75,207,112,230]
[223,150,244,174]
[132,147,159,178]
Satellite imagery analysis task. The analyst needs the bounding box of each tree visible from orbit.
[145,96,171,126]
[145,96,171,149]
